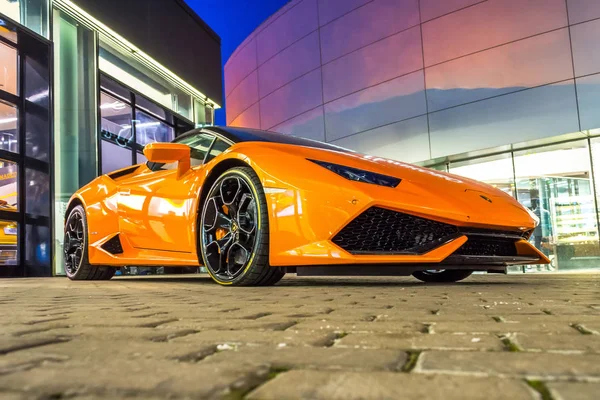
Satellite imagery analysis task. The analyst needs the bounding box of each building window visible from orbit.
[99,75,192,174]
[0,0,49,38]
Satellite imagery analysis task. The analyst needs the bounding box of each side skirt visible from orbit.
[291,265,507,277]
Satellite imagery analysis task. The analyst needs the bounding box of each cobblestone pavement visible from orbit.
[0,273,599,399]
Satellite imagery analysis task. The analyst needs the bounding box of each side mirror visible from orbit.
[143,143,191,178]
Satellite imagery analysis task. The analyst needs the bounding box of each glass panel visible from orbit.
[330,115,430,163]
[101,140,132,174]
[137,152,147,164]
[259,69,323,130]
[25,168,49,217]
[136,95,168,121]
[422,0,568,67]
[258,31,320,99]
[255,0,318,64]
[0,0,48,38]
[205,139,231,163]
[0,16,18,43]
[426,29,573,112]
[323,26,422,103]
[25,106,49,161]
[0,219,18,266]
[24,54,49,108]
[0,41,17,95]
[567,0,600,25]
[98,40,193,120]
[0,100,17,153]
[194,99,208,127]
[576,73,600,131]
[449,154,515,197]
[100,91,133,149]
[420,0,483,21]
[225,37,257,97]
[320,0,419,64]
[571,19,600,78]
[25,224,50,271]
[271,106,325,142]
[226,70,259,125]
[318,0,371,26]
[53,9,98,276]
[429,81,579,158]
[230,103,260,129]
[324,70,426,142]
[0,158,17,208]
[134,109,175,150]
[515,141,600,272]
[100,74,130,101]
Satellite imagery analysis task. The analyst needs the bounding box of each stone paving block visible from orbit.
[336,332,504,351]
[418,351,600,379]
[246,370,537,400]
[170,328,337,347]
[547,382,600,400]
[515,332,600,353]
[427,321,577,335]
[289,320,421,333]
[203,346,406,372]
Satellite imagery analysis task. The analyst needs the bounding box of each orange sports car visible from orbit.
[64,127,549,285]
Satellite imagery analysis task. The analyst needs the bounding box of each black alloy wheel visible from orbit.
[199,167,284,286]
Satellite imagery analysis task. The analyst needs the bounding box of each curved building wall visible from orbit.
[225,0,600,163]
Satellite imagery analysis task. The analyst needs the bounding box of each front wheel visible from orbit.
[412,269,473,283]
[64,205,115,280]
[199,167,284,286]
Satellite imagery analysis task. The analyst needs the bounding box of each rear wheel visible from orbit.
[412,269,472,283]
[64,205,115,280]
[199,167,284,286]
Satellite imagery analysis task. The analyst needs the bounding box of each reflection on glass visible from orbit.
[514,141,600,272]
[100,92,133,149]
[0,41,17,95]
[25,106,49,161]
[449,154,515,197]
[0,219,18,266]
[101,140,132,174]
[26,168,49,217]
[134,110,175,149]
[26,224,50,272]
[205,139,231,163]
[24,55,50,108]
[0,158,17,208]
[0,101,18,153]
[0,15,18,42]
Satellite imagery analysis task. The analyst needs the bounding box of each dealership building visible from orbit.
[224,0,600,272]
[0,0,222,276]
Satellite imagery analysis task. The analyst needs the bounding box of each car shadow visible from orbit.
[112,275,532,287]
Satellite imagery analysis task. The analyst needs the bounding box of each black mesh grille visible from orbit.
[332,207,459,255]
[455,237,517,257]
[101,234,124,255]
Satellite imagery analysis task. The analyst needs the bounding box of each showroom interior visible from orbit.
[0,0,221,276]
[224,0,600,273]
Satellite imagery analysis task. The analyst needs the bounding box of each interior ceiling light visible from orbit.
[54,0,220,109]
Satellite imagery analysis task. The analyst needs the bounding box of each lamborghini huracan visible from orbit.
[64,127,549,285]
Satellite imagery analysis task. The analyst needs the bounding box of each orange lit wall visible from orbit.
[225,0,600,163]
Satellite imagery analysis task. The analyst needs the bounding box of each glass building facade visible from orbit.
[1,0,221,276]
[225,0,600,272]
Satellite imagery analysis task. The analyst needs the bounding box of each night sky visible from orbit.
[184,0,289,125]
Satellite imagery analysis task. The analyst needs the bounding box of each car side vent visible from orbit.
[101,234,124,255]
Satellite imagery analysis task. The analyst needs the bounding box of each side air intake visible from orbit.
[101,234,124,254]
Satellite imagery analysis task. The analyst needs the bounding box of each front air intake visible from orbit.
[101,234,124,255]
[332,207,460,255]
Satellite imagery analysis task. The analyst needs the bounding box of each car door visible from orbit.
[117,133,218,253]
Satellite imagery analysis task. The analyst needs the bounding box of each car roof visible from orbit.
[176,126,354,153]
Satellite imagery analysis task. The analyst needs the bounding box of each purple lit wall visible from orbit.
[224,0,600,163]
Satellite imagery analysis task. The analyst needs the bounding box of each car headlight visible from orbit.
[309,159,401,188]
[3,226,17,235]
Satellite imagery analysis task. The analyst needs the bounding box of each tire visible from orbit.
[412,269,473,283]
[199,167,284,286]
[64,205,116,281]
